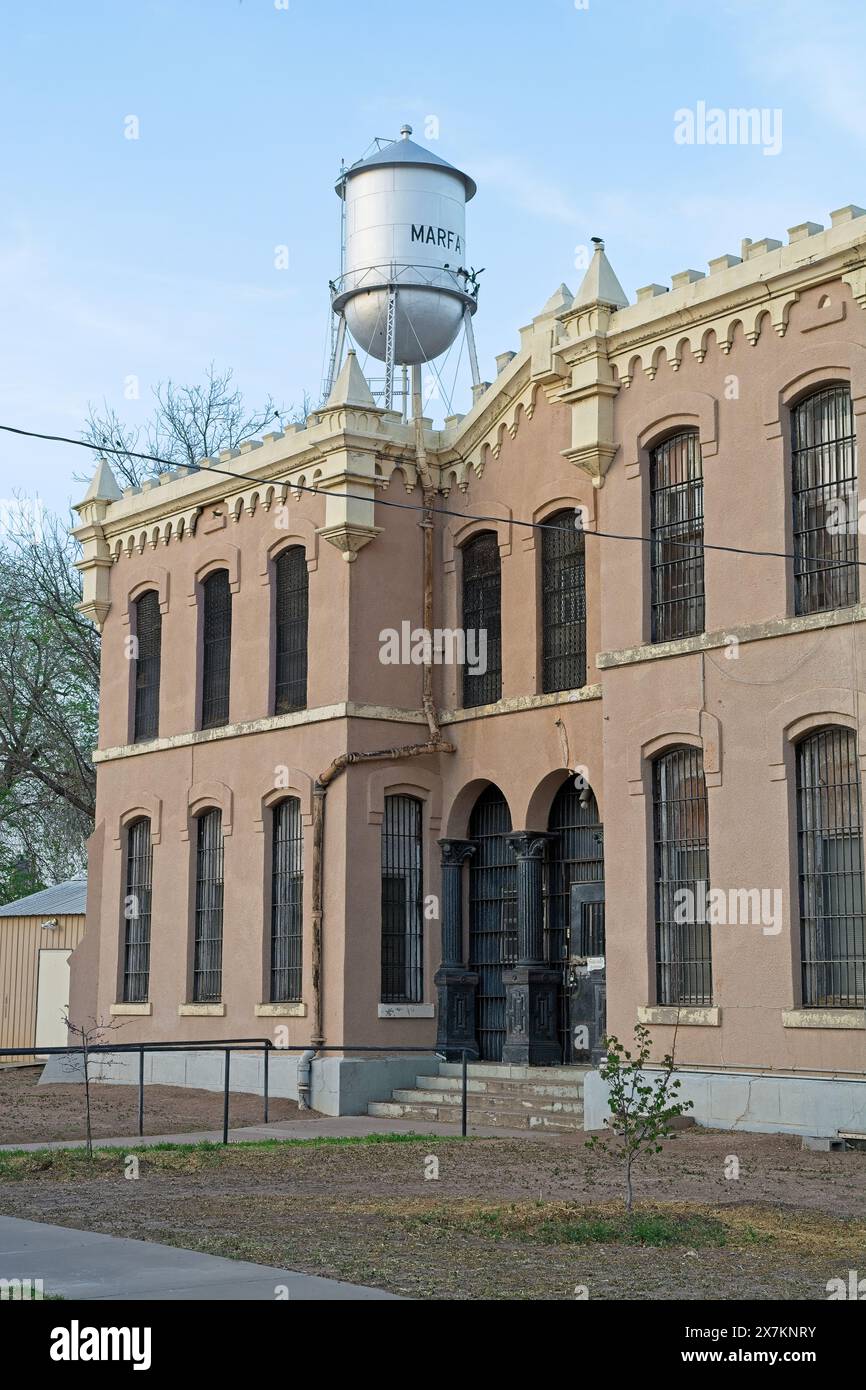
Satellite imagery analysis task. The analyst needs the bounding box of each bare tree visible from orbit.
[82,363,288,488]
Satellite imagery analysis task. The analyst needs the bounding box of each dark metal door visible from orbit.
[468,786,516,1061]
[546,782,604,1060]
[567,881,606,1065]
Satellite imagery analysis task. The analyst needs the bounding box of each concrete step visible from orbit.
[415,1074,584,1100]
[366,1100,584,1132]
[391,1088,584,1114]
[438,1062,590,1084]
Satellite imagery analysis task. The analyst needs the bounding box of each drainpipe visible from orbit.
[308,375,454,1046]
[297,1048,316,1110]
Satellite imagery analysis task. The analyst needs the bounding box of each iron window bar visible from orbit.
[797,726,866,1007]
[193,809,224,1003]
[792,385,859,616]
[133,590,161,741]
[542,509,587,693]
[274,547,309,714]
[652,746,713,1006]
[461,530,502,707]
[381,795,424,1003]
[201,569,232,729]
[271,797,304,1003]
[123,817,152,1004]
[650,430,705,643]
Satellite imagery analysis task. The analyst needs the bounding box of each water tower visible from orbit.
[325,125,481,415]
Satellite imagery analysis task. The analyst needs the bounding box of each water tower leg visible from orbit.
[383,287,397,411]
[401,365,409,423]
[323,314,346,402]
[463,306,481,389]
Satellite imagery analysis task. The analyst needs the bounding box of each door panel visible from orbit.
[35,949,71,1051]
[568,882,606,1065]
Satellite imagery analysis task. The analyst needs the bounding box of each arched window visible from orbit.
[541,510,586,692]
[123,817,152,1003]
[461,531,502,707]
[274,547,308,714]
[381,795,423,1003]
[792,385,858,615]
[650,430,704,642]
[797,727,865,1006]
[271,798,303,1002]
[133,591,161,741]
[468,785,515,1059]
[652,746,712,1005]
[193,809,224,1002]
[200,570,232,729]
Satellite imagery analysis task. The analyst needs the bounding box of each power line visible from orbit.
[1,418,863,570]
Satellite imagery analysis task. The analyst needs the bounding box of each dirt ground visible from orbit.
[0,1065,298,1144]
[0,1110,864,1299]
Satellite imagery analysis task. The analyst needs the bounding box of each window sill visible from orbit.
[638,1005,720,1027]
[110,1002,152,1017]
[178,1003,225,1017]
[255,1002,307,1017]
[782,1008,866,1030]
[377,1003,435,1019]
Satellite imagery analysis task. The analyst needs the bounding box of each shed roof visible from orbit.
[0,879,87,918]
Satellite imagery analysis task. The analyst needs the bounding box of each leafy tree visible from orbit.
[586,1021,693,1212]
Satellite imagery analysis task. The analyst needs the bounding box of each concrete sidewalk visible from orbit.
[0,1113,573,1152]
[0,1215,400,1300]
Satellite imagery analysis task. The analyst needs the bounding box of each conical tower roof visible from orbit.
[338,124,476,200]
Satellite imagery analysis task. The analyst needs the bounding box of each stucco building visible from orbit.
[70,201,866,1134]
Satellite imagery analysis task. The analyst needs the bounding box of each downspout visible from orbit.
[309,377,454,1047]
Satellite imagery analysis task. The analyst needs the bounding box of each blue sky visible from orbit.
[1,0,865,514]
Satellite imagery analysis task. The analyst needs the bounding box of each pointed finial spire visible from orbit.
[80,456,122,505]
[574,237,628,309]
[325,349,377,409]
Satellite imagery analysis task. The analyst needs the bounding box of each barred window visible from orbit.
[193,809,224,1003]
[271,797,303,1002]
[201,569,232,729]
[542,510,587,692]
[381,795,423,1003]
[462,531,502,707]
[797,727,866,1007]
[792,385,859,616]
[123,817,152,1004]
[650,431,705,643]
[133,591,161,741]
[652,746,712,1006]
[274,547,308,714]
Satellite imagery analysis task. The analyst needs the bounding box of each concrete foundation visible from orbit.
[584,1067,866,1139]
[39,1051,441,1118]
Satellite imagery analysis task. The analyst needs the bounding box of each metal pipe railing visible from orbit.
[0,1042,463,1142]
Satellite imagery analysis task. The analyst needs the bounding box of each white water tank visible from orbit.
[333,125,477,366]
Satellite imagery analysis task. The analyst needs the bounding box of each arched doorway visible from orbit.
[546,778,604,1061]
[468,785,516,1061]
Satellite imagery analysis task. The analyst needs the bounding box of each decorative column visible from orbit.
[434,839,479,1061]
[502,831,561,1066]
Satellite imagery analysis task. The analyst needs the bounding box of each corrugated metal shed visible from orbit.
[0,880,87,1058]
